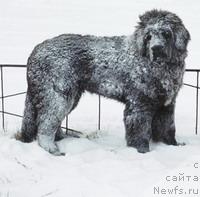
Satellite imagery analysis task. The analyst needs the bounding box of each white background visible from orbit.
[0,1,200,196]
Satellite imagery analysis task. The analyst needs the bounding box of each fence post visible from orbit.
[98,95,101,130]
[0,66,5,131]
[195,71,199,135]
[66,115,68,134]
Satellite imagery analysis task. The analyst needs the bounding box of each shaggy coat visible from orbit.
[20,10,190,155]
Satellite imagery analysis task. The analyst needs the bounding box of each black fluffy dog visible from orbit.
[19,9,190,155]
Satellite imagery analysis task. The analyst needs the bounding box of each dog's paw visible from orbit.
[128,139,150,153]
[176,142,186,146]
[137,145,150,153]
[15,131,35,143]
[38,135,65,156]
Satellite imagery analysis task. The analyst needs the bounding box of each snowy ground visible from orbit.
[0,0,200,196]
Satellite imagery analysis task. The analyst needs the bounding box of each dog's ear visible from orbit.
[134,28,146,57]
[174,24,190,51]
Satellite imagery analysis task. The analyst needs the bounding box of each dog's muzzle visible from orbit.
[151,45,166,61]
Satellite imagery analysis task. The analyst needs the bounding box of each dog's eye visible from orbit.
[162,31,172,39]
[145,34,152,41]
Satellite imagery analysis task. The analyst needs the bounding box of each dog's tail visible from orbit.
[16,90,37,142]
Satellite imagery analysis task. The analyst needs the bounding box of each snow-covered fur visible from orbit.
[19,9,190,155]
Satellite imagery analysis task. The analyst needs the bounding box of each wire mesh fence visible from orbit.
[0,64,199,134]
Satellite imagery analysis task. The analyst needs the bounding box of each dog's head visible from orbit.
[134,9,190,63]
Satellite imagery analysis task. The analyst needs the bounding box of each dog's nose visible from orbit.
[151,45,164,52]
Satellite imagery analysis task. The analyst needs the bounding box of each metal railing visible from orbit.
[182,69,199,134]
[0,64,101,135]
[0,64,199,134]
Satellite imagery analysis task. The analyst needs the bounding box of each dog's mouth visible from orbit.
[151,51,167,63]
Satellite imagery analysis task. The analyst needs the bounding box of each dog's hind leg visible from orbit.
[55,91,83,141]
[36,87,82,155]
[18,90,37,142]
[36,89,69,155]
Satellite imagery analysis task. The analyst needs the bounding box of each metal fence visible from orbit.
[0,64,199,134]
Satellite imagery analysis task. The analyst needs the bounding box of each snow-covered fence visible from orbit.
[0,64,199,134]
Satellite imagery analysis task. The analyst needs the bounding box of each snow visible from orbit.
[0,0,200,196]
[0,134,200,197]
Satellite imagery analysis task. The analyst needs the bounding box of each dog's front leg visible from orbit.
[123,101,154,153]
[151,104,184,146]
